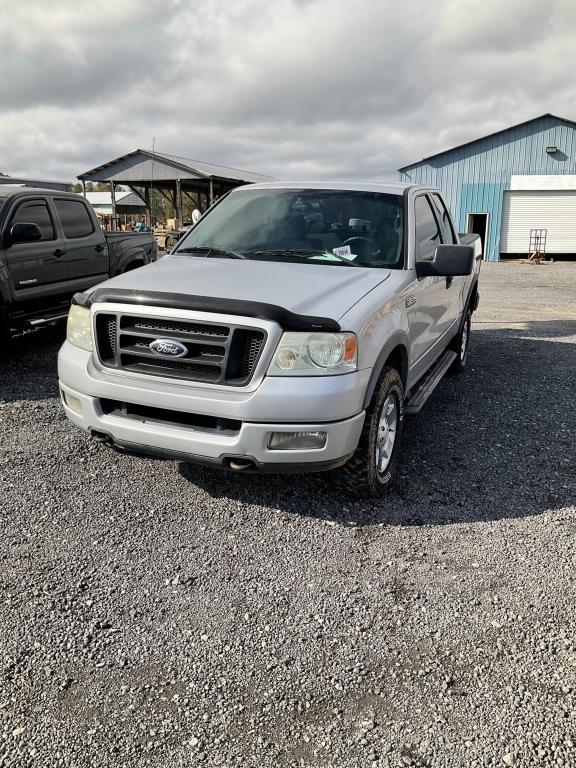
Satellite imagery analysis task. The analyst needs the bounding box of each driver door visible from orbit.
[4,197,68,302]
[430,192,463,329]
[408,194,453,369]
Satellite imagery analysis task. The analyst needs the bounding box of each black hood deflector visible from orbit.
[74,288,341,332]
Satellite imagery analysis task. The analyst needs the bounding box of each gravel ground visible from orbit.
[1,263,575,768]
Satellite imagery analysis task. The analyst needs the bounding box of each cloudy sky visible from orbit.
[1,0,575,182]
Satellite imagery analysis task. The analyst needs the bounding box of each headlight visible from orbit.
[66,305,93,351]
[268,332,357,376]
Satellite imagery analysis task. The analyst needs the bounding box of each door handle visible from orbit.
[95,243,104,252]
[53,248,65,257]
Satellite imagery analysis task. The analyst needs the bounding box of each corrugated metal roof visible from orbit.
[85,191,144,206]
[0,184,74,197]
[78,149,273,184]
[149,151,273,183]
[398,113,576,171]
[0,176,73,191]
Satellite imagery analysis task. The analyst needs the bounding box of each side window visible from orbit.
[431,194,457,244]
[414,195,441,261]
[11,200,55,241]
[54,199,95,239]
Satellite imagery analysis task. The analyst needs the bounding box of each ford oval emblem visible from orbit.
[149,339,188,358]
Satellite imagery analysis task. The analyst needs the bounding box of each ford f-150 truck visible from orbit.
[0,185,157,353]
[58,181,481,496]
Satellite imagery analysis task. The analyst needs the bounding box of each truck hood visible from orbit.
[96,255,391,320]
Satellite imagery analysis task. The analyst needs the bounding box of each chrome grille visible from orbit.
[95,312,266,386]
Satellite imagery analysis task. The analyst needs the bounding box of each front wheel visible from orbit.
[332,366,404,498]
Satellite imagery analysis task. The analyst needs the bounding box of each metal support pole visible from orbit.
[144,183,151,227]
[176,179,183,229]
[209,178,214,207]
[81,179,86,197]
[110,181,117,227]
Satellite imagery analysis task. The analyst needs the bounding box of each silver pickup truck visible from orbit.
[58,181,481,497]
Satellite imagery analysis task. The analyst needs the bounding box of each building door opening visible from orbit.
[467,213,488,259]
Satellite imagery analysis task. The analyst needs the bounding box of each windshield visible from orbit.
[176,188,405,268]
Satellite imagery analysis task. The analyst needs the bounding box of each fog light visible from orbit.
[62,390,83,417]
[267,431,327,450]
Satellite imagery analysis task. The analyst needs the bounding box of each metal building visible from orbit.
[398,114,576,261]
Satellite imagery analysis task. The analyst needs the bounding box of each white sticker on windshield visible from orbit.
[332,245,353,258]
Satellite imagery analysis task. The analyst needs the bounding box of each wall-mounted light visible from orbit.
[546,145,559,154]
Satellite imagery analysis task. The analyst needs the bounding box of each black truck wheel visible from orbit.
[333,366,404,498]
[448,309,471,375]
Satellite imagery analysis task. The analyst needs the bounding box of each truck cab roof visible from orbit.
[234,180,420,195]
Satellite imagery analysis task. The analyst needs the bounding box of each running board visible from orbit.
[28,312,69,326]
[405,350,457,415]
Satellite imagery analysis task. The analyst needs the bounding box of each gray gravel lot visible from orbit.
[1,263,575,767]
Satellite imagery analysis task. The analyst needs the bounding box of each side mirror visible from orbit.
[416,244,474,278]
[8,222,43,246]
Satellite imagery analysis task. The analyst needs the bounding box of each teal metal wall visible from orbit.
[398,115,576,261]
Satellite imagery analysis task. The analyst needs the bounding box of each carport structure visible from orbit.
[78,149,273,228]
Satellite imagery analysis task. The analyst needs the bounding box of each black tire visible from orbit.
[448,309,471,375]
[332,366,404,498]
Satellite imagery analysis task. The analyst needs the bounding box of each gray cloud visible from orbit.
[0,0,574,182]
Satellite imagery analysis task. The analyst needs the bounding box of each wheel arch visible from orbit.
[362,335,409,409]
[468,278,479,313]
[122,259,144,273]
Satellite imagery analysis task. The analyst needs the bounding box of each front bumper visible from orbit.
[58,342,368,471]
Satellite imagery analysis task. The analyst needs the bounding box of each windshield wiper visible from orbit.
[176,246,247,260]
[252,248,360,267]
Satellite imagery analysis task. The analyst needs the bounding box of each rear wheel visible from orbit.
[333,366,404,498]
[449,309,471,375]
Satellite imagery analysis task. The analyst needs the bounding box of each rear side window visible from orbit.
[414,195,441,261]
[431,194,457,244]
[54,199,95,239]
[11,200,55,241]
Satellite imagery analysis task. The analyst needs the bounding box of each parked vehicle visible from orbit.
[58,181,481,496]
[0,185,158,352]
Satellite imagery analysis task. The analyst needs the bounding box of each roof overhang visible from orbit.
[78,149,273,185]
